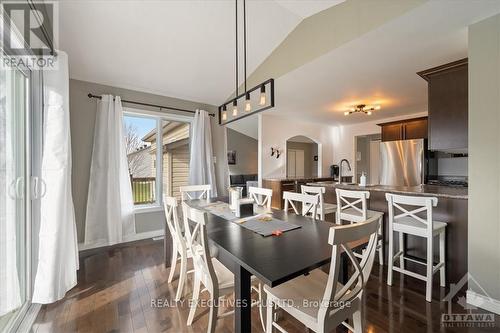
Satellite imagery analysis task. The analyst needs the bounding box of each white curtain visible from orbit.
[32,51,79,304]
[84,95,135,246]
[188,110,217,196]
[0,61,21,314]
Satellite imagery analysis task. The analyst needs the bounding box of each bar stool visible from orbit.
[386,193,446,302]
[301,185,337,221]
[335,188,384,266]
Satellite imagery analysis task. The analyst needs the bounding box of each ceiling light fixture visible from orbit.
[218,0,275,125]
[344,104,380,116]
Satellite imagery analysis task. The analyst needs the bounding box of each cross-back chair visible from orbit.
[301,185,337,221]
[283,191,319,219]
[248,186,272,210]
[180,184,211,200]
[386,193,446,302]
[264,214,380,333]
[336,188,384,266]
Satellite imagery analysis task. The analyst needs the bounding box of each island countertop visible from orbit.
[307,181,468,200]
[307,181,468,283]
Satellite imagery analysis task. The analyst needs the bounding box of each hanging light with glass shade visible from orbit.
[219,0,275,125]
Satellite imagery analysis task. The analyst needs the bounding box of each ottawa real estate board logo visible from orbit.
[441,273,496,328]
[1,1,58,70]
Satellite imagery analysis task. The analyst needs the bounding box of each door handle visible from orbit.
[9,177,24,199]
[32,176,47,199]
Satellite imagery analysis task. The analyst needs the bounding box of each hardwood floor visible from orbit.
[33,239,499,333]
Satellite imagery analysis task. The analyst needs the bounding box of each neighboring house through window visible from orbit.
[124,110,191,207]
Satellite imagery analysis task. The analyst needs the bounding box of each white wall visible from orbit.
[70,79,226,245]
[331,112,428,176]
[258,114,335,182]
[227,128,258,175]
[468,13,500,311]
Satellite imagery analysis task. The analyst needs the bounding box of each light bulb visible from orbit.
[245,100,251,112]
[344,111,350,116]
[374,105,381,110]
[367,111,372,115]
[259,85,266,106]
[222,111,227,121]
[259,93,266,106]
[232,100,238,116]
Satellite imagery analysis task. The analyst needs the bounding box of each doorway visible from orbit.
[287,149,305,178]
[355,134,381,184]
[286,136,318,178]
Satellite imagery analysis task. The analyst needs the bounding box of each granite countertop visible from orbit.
[263,176,334,182]
[307,181,468,200]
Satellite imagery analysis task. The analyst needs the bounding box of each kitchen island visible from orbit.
[309,181,468,284]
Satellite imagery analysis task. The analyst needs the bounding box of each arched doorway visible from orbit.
[286,135,319,178]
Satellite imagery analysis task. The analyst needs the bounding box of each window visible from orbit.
[0,58,34,331]
[124,111,191,207]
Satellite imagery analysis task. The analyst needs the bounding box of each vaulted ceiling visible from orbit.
[60,0,500,140]
[59,0,343,105]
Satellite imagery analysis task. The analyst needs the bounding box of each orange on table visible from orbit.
[272,230,283,236]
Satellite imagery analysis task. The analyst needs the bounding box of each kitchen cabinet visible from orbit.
[378,117,428,142]
[403,118,428,140]
[417,58,468,151]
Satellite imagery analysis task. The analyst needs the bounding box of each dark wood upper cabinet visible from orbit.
[417,59,468,151]
[404,118,428,140]
[378,117,427,142]
[381,123,403,141]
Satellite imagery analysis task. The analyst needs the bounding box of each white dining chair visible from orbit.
[182,203,235,332]
[248,186,272,210]
[164,196,194,301]
[180,184,211,200]
[182,203,265,332]
[386,193,446,302]
[264,214,380,333]
[336,188,384,266]
[301,185,337,221]
[283,191,319,218]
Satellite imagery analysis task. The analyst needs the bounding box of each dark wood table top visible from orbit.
[185,197,365,287]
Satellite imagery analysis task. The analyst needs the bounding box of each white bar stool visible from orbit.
[301,185,337,221]
[385,193,446,302]
[335,188,384,266]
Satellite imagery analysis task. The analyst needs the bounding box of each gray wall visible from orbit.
[227,128,258,175]
[69,79,227,243]
[468,14,500,303]
[286,141,318,178]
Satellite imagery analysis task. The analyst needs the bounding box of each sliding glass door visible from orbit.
[0,61,30,331]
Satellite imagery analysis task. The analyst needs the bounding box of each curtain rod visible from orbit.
[87,93,215,117]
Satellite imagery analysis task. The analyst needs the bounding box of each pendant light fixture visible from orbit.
[219,0,275,125]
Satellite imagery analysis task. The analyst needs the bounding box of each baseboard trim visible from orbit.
[78,229,165,251]
[467,289,500,315]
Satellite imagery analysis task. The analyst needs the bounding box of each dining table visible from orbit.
[184,196,367,333]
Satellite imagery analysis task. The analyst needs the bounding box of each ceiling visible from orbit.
[59,0,343,105]
[60,1,500,139]
[269,0,500,126]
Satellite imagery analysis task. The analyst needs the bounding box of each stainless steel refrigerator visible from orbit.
[379,139,424,187]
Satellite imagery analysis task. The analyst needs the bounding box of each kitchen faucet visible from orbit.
[338,159,351,184]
